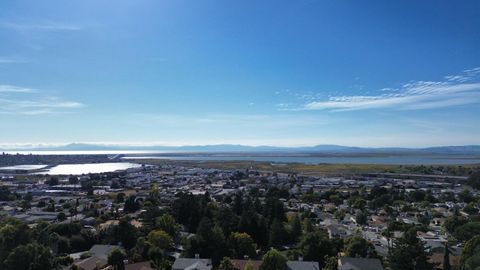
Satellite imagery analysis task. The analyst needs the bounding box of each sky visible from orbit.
[0,0,479,148]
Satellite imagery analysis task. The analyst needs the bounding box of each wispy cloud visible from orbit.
[0,85,36,93]
[0,84,84,115]
[296,68,480,111]
[0,21,82,31]
[0,57,28,64]
[135,113,330,128]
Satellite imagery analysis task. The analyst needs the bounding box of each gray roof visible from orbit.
[88,244,121,259]
[287,261,320,270]
[338,257,384,270]
[172,258,212,270]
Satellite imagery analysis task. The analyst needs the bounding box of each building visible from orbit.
[338,257,384,270]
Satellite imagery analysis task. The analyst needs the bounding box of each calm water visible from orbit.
[122,155,480,165]
[35,162,142,175]
[0,164,48,171]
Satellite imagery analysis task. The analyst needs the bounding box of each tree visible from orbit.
[244,260,255,270]
[148,246,170,270]
[467,171,480,190]
[4,243,55,270]
[229,232,256,259]
[218,257,235,270]
[156,214,179,237]
[443,242,451,270]
[57,212,67,221]
[112,218,138,249]
[453,222,480,242]
[269,219,286,247]
[458,189,474,203]
[290,215,302,242]
[46,177,59,186]
[68,176,79,185]
[300,232,336,269]
[344,236,377,258]
[116,193,125,203]
[124,195,140,213]
[444,214,467,234]
[108,248,126,270]
[463,202,479,215]
[260,249,287,270]
[334,210,345,221]
[323,256,338,270]
[147,230,172,250]
[388,228,433,270]
[210,225,229,266]
[149,184,161,205]
[355,211,368,226]
[303,218,314,233]
[460,235,480,270]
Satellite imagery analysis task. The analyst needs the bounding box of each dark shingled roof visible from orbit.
[338,257,384,270]
[287,261,320,270]
[172,258,212,270]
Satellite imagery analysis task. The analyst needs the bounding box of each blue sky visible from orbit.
[0,0,479,147]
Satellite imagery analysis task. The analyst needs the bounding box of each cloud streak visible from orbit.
[299,68,480,111]
[0,21,82,31]
[0,85,84,115]
[0,57,28,64]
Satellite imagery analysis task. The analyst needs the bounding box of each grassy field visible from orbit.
[136,159,480,176]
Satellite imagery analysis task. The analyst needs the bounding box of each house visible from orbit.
[89,244,121,259]
[231,259,262,270]
[286,260,320,270]
[172,258,212,270]
[229,259,319,270]
[125,261,155,270]
[74,256,108,270]
[338,257,384,270]
[71,244,122,270]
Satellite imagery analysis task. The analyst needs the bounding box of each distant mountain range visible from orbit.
[3,143,480,155]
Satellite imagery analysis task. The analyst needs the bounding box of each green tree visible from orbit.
[57,212,67,221]
[443,243,451,270]
[260,249,287,270]
[453,222,480,242]
[156,214,179,237]
[300,232,336,268]
[244,260,255,270]
[334,210,345,221]
[210,225,229,266]
[218,257,235,270]
[355,211,368,226]
[108,248,126,270]
[124,195,140,213]
[460,235,480,270]
[290,215,302,242]
[148,246,170,270]
[4,243,55,270]
[458,189,474,203]
[463,202,479,215]
[147,230,173,250]
[344,236,377,258]
[388,228,433,270]
[269,219,287,247]
[229,232,256,259]
[323,255,338,270]
[46,177,59,186]
[467,171,480,190]
[444,214,467,234]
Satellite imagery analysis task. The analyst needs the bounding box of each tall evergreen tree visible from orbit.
[388,228,433,270]
[443,243,451,270]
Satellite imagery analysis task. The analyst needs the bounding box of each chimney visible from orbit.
[298,256,303,261]
[195,253,200,259]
